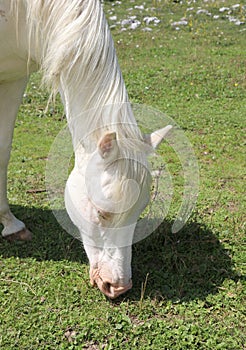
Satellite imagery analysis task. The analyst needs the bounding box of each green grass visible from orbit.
[0,0,245,349]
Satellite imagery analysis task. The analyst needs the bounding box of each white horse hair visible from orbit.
[0,0,171,298]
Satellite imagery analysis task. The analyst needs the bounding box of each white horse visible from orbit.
[0,0,171,298]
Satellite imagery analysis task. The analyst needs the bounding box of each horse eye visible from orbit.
[97,210,112,221]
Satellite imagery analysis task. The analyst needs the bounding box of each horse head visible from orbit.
[65,125,172,299]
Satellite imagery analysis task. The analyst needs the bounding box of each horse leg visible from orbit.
[0,78,32,241]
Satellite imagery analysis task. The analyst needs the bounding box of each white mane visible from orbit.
[11,0,144,141]
[11,0,151,199]
[11,0,125,100]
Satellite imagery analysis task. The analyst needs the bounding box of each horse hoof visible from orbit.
[4,228,32,242]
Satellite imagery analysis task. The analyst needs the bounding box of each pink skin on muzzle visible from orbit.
[90,268,132,299]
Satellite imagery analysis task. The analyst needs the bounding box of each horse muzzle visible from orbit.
[90,268,132,299]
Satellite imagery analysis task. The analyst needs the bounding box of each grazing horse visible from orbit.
[0,0,171,298]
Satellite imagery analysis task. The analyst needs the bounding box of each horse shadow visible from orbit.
[130,220,244,302]
[0,205,243,302]
[0,205,87,263]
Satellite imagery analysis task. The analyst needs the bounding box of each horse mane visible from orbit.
[11,0,152,227]
[11,0,142,135]
[12,0,150,174]
[9,2,118,94]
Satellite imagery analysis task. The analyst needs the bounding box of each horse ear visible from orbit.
[98,132,118,159]
[144,125,172,149]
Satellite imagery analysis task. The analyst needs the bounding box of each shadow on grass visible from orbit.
[0,205,242,302]
[130,220,243,302]
[0,205,87,263]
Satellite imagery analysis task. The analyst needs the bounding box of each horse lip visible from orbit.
[89,268,132,298]
[93,275,132,299]
[104,280,133,299]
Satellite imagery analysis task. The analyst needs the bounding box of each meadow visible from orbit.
[0,0,245,348]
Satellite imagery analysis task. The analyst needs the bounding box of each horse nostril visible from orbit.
[103,282,111,294]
